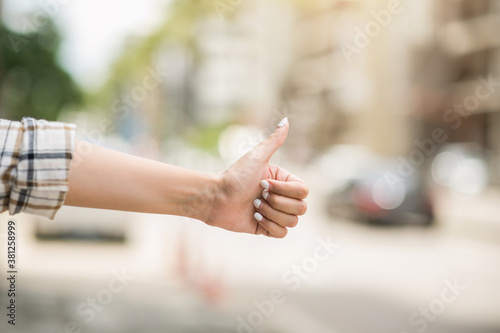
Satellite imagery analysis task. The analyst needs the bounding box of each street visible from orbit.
[2,179,500,333]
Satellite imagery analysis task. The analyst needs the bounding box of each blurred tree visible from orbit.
[92,0,216,143]
[0,18,81,121]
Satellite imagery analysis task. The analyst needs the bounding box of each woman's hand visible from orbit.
[66,118,308,238]
[206,118,309,238]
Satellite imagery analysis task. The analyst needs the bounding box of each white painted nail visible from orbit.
[260,180,270,189]
[253,199,262,209]
[277,117,288,128]
[262,190,269,200]
[254,212,263,222]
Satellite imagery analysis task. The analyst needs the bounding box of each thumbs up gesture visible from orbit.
[206,118,309,238]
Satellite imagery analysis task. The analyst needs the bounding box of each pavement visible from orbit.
[1,178,500,333]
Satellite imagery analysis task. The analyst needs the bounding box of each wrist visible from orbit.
[186,173,223,223]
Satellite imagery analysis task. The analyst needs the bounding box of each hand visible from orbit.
[206,118,309,238]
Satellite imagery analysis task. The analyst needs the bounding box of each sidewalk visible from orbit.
[433,186,500,244]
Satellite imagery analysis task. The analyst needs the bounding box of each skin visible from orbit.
[65,121,308,238]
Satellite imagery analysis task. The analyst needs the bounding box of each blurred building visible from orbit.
[282,1,427,158]
[118,0,430,160]
[412,0,500,184]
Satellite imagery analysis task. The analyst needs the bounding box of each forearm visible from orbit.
[64,140,218,221]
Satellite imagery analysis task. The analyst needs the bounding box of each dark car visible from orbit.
[326,160,434,226]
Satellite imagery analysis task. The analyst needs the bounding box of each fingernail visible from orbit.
[277,117,288,128]
[254,212,263,222]
[260,180,270,189]
[262,190,269,200]
[253,199,262,209]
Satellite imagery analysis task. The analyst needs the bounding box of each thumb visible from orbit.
[254,117,289,162]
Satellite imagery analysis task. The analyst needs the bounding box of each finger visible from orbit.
[254,212,288,238]
[254,222,270,236]
[262,190,307,216]
[261,179,309,200]
[253,118,289,162]
[254,199,299,228]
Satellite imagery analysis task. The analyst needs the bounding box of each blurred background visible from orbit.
[1,0,500,332]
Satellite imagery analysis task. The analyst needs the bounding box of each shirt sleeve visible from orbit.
[0,117,76,219]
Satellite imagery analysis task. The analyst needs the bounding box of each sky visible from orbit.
[3,0,170,91]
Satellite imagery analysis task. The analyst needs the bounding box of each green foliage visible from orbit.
[90,0,218,141]
[0,19,81,121]
[185,121,229,152]
[107,0,214,84]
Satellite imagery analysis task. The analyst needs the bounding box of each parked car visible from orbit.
[321,146,434,226]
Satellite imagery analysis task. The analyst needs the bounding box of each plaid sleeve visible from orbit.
[0,117,76,219]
